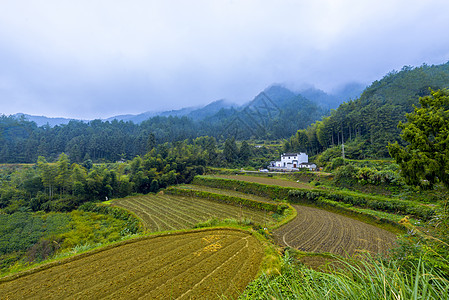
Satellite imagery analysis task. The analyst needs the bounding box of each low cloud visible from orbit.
[1,0,448,118]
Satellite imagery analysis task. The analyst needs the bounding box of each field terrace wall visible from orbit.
[193,176,435,221]
[165,186,288,214]
[192,176,292,200]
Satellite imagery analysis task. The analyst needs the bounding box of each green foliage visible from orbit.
[0,212,71,271]
[288,189,434,221]
[240,251,449,299]
[0,206,141,273]
[333,164,358,186]
[0,212,45,255]
[193,175,434,220]
[389,89,449,190]
[59,210,131,248]
[285,62,449,158]
[78,202,142,235]
[193,176,292,200]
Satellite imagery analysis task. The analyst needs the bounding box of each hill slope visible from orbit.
[285,62,449,158]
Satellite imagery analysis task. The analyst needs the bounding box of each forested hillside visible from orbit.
[0,86,326,163]
[285,62,449,158]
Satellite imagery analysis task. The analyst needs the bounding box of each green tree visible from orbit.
[238,141,251,164]
[224,138,238,164]
[37,156,56,199]
[55,153,71,196]
[388,89,449,189]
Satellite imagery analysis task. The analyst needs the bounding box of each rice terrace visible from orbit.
[0,229,263,299]
[273,205,396,256]
[112,193,276,231]
[1,173,406,299]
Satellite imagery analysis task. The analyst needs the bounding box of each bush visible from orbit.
[334,164,359,186]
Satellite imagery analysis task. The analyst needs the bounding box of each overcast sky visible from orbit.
[1,0,449,119]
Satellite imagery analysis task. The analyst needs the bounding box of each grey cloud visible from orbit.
[1,1,449,118]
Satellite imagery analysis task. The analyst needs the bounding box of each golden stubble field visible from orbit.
[0,229,264,299]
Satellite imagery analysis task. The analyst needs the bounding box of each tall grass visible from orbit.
[239,252,449,299]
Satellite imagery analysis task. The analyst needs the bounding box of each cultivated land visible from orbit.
[203,176,398,256]
[214,174,316,189]
[0,229,264,299]
[179,184,278,204]
[274,205,397,256]
[112,194,275,231]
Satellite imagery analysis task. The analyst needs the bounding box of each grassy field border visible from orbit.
[0,227,272,283]
[194,175,434,222]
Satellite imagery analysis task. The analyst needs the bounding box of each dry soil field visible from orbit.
[273,205,397,256]
[216,174,314,189]
[0,229,263,299]
[113,194,273,231]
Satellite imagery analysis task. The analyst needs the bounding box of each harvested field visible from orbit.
[215,175,315,189]
[180,184,277,204]
[0,229,264,299]
[273,205,397,256]
[113,194,274,231]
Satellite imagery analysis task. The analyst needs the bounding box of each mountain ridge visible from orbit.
[9,82,363,127]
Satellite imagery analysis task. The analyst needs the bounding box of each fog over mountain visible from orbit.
[13,82,364,127]
[1,1,448,119]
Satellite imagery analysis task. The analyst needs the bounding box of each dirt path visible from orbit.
[273,205,397,256]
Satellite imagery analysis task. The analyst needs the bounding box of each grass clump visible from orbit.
[239,251,449,299]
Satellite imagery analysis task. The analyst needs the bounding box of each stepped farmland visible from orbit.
[0,229,263,299]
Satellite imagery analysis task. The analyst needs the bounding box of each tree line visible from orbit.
[0,137,280,214]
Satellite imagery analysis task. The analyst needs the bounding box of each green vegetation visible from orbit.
[193,175,434,221]
[0,208,141,275]
[285,62,449,158]
[389,89,449,190]
[2,64,449,298]
[240,251,449,299]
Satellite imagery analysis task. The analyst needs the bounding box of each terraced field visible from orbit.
[113,194,274,231]
[215,174,316,189]
[0,229,263,299]
[273,205,397,256]
[179,184,277,203]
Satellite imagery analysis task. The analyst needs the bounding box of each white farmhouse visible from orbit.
[269,152,316,171]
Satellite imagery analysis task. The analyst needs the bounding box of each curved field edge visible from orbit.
[196,175,435,220]
[193,175,411,233]
[111,193,278,232]
[0,227,269,284]
[273,205,397,257]
[166,186,288,213]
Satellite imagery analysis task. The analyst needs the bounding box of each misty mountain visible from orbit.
[187,99,236,120]
[297,82,365,109]
[6,61,449,163]
[12,113,82,127]
[11,81,362,127]
[198,85,327,140]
